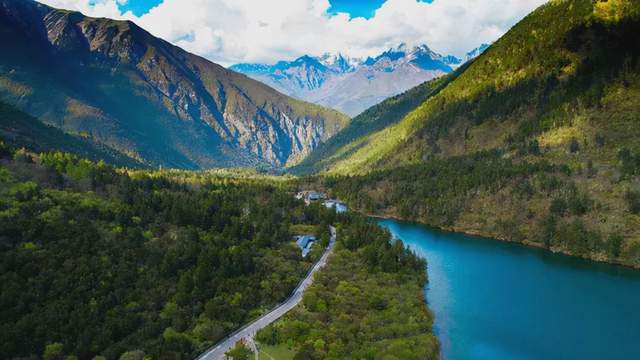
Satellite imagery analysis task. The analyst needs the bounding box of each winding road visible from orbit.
[195,226,337,360]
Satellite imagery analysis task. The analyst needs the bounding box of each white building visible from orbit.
[324,199,347,213]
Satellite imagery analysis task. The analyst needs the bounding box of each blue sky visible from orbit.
[117,0,432,19]
[327,0,387,18]
[328,0,433,19]
[115,0,162,16]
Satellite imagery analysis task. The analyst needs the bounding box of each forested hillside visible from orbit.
[0,100,142,168]
[290,72,462,175]
[0,141,436,359]
[0,143,337,359]
[255,216,439,360]
[306,0,640,267]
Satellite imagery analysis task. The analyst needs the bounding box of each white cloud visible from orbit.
[38,0,547,66]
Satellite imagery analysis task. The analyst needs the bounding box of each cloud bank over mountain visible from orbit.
[39,0,546,65]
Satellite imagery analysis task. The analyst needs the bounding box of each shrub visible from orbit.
[618,148,640,176]
[557,219,593,255]
[550,197,567,215]
[0,140,11,157]
[569,138,580,153]
[625,189,640,214]
[43,343,64,360]
[119,351,145,360]
[608,234,624,258]
[528,139,541,155]
[226,342,252,360]
[567,190,591,215]
[539,213,558,248]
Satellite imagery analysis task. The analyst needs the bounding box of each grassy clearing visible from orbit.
[289,224,318,235]
[258,343,296,360]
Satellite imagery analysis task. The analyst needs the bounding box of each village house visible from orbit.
[295,191,327,205]
[295,235,316,257]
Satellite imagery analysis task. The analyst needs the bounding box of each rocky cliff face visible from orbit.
[0,0,348,169]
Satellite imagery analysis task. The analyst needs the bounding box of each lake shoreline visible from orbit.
[379,217,640,360]
[368,213,640,270]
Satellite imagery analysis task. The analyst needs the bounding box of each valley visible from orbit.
[0,144,431,359]
[300,0,640,268]
[1,0,639,359]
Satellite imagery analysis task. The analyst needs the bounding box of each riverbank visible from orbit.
[253,216,439,359]
[368,212,640,269]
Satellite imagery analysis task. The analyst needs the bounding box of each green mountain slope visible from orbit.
[290,69,464,174]
[0,0,348,169]
[0,100,143,167]
[312,0,640,266]
[0,148,321,358]
[313,0,640,174]
[0,146,431,359]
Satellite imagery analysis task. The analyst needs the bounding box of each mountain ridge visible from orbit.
[231,43,476,116]
[0,0,349,169]
[0,100,144,167]
[304,0,640,267]
[290,65,469,175]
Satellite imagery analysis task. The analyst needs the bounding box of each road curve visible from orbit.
[195,226,337,360]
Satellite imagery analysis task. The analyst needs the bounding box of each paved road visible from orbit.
[196,226,337,360]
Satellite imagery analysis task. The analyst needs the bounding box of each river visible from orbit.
[377,219,640,360]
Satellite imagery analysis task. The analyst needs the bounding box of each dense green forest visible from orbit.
[298,0,640,267]
[317,148,640,266]
[0,142,342,359]
[0,140,438,359]
[255,216,439,360]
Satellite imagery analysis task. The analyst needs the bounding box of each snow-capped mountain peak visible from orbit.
[366,43,452,72]
[230,43,487,116]
[317,52,360,73]
[466,43,491,61]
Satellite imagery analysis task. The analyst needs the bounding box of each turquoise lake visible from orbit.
[377,219,640,360]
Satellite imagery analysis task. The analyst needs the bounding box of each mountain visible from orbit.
[290,69,465,175]
[230,54,357,103]
[464,43,490,61]
[231,44,460,116]
[441,54,464,67]
[232,55,339,96]
[0,100,143,167]
[317,52,360,73]
[302,0,640,267]
[0,0,349,170]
